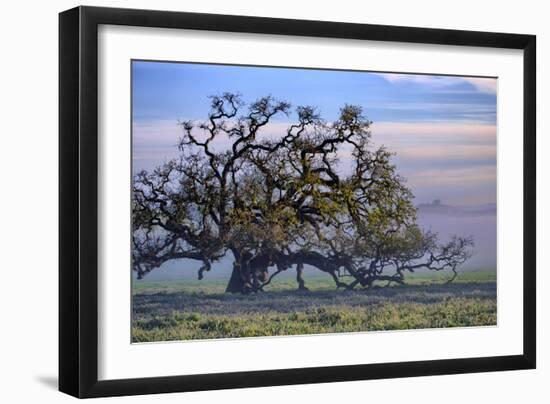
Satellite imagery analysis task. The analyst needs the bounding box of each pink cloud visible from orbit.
[407,166,496,188]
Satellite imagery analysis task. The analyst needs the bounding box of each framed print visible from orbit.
[59,6,536,398]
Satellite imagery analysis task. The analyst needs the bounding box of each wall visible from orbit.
[0,0,546,402]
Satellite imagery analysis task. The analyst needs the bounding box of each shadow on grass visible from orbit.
[133,281,496,319]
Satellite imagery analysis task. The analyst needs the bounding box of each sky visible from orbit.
[132,60,497,207]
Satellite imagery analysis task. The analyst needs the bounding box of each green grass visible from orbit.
[133,298,496,342]
[132,270,496,342]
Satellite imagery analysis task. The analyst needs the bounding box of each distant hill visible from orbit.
[417,200,496,216]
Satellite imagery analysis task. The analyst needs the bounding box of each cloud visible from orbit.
[377,73,457,87]
[371,121,496,143]
[462,77,497,94]
[406,166,496,188]
[395,144,496,161]
[376,73,497,94]
[133,120,497,167]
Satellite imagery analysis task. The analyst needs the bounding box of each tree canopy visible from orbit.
[132,93,473,293]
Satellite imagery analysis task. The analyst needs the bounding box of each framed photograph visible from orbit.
[59,6,536,398]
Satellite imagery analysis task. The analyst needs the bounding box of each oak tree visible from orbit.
[132,93,473,293]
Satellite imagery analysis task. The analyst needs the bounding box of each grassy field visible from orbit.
[132,270,496,342]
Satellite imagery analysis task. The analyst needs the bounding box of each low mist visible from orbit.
[135,202,497,282]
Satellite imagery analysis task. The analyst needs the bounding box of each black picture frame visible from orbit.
[59,5,536,398]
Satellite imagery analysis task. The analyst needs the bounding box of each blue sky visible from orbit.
[132,60,497,206]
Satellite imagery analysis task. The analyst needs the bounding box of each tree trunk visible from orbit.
[296,263,309,291]
[225,263,245,293]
